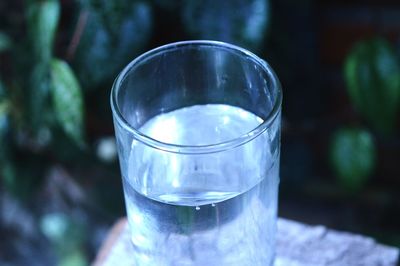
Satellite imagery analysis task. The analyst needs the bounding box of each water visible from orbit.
[122,104,279,266]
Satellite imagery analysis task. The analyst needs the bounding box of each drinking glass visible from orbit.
[111,40,282,266]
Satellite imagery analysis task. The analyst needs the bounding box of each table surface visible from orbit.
[93,218,399,266]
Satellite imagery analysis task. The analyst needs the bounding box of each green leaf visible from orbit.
[344,38,400,134]
[27,0,60,63]
[25,63,54,148]
[182,0,270,51]
[330,128,376,191]
[50,59,85,146]
[30,63,52,130]
[73,0,152,89]
[0,31,12,52]
[26,0,59,136]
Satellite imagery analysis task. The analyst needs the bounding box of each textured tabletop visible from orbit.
[94,218,399,266]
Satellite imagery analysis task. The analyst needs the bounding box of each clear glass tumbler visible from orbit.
[111,40,282,266]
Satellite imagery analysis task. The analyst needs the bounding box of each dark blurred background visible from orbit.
[1,0,400,265]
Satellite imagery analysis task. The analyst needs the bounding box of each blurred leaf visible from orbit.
[25,0,58,140]
[29,63,52,131]
[73,0,152,89]
[50,59,85,146]
[0,80,17,197]
[0,31,12,52]
[182,0,270,51]
[344,38,400,134]
[0,79,10,161]
[330,128,375,191]
[0,109,15,195]
[40,212,88,266]
[1,162,18,197]
[27,0,60,63]
[59,249,87,266]
[0,102,12,172]
[0,148,48,200]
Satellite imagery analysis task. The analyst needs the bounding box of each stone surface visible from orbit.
[93,218,399,266]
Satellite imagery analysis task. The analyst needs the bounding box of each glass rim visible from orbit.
[111,40,282,154]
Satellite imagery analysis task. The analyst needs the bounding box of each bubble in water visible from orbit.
[211,203,216,207]
[195,206,200,211]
